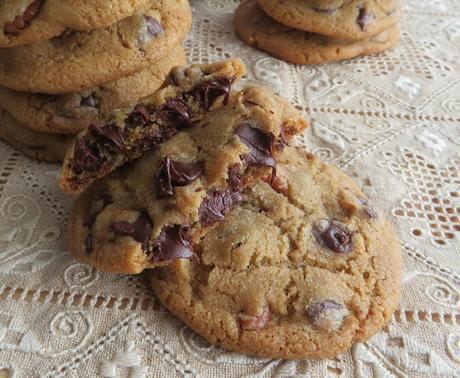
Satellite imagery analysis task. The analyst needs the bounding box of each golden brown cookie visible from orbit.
[0,0,153,48]
[258,0,402,40]
[0,107,73,162]
[149,146,402,359]
[60,59,248,194]
[66,85,307,273]
[235,0,400,65]
[0,0,192,93]
[0,45,187,134]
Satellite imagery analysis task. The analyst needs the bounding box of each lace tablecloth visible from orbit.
[1,0,460,376]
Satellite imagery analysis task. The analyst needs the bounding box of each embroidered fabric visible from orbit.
[0,0,459,376]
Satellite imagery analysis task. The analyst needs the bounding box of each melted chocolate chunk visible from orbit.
[144,16,163,39]
[80,94,97,108]
[151,225,194,262]
[192,77,232,110]
[228,164,243,190]
[306,300,343,323]
[314,220,354,254]
[89,124,126,154]
[236,123,276,176]
[156,98,191,129]
[110,212,153,248]
[157,156,202,197]
[357,8,374,31]
[126,104,151,127]
[72,136,104,174]
[4,0,43,36]
[199,189,243,227]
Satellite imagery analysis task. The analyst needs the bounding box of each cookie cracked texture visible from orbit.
[0,0,192,93]
[67,81,307,273]
[60,59,247,194]
[258,0,402,40]
[235,0,400,65]
[0,0,154,48]
[149,146,402,359]
[0,45,187,134]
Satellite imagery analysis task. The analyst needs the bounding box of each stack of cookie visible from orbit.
[0,0,192,162]
[60,58,402,359]
[235,0,402,65]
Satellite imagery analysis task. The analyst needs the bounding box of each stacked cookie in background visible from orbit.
[60,58,402,359]
[235,0,402,65]
[0,0,192,162]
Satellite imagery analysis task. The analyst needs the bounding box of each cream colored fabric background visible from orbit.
[1,0,460,376]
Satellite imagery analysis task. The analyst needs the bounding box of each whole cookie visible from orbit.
[0,45,187,134]
[60,59,248,194]
[258,0,402,40]
[67,85,307,273]
[0,108,73,162]
[0,0,152,48]
[0,0,192,94]
[150,146,402,359]
[235,0,400,65]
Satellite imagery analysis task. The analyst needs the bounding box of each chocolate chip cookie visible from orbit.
[0,0,152,48]
[258,0,402,40]
[0,45,187,134]
[67,85,307,273]
[149,146,402,359]
[235,0,400,65]
[0,108,73,162]
[0,0,192,94]
[60,59,248,194]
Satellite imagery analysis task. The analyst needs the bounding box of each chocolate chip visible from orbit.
[144,16,163,39]
[236,123,276,178]
[72,136,104,174]
[80,94,97,108]
[228,164,243,190]
[151,224,194,262]
[157,156,202,197]
[357,8,374,31]
[240,306,271,330]
[312,7,339,14]
[89,124,126,154]
[306,300,343,323]
[156,98,191,129]
[126,104,151,127]
[110,212,153,249]
[192,77,233,110]
[314,220,355,254]
[199,189,243,227]
[4,0,43,36]
[137,124,177,149]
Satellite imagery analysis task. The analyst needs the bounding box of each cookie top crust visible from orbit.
[67,84,307,274]
[149,146,402,359]
[0,45,187,134]
[0,0,154,48]
[234,0,400,65]
[0,0,192,93]
[258,0,402,40]
[59,59,247,194]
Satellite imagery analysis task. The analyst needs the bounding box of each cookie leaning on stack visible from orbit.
[0,0,192,162]
[64,59,402,359]
[235,0,402,64]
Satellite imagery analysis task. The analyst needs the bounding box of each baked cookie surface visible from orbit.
[0,45,187,134]
[258,0,402,40]
[149,146,402,359]
[0,0,192,93]
[0,0,152,48]
[67,84,307,274]
[235,0,400,65]
[0,108,73,162]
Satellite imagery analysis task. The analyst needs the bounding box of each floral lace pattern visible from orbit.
[0,0,460,376]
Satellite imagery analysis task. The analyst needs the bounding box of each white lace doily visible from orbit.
[1,1,460,376]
